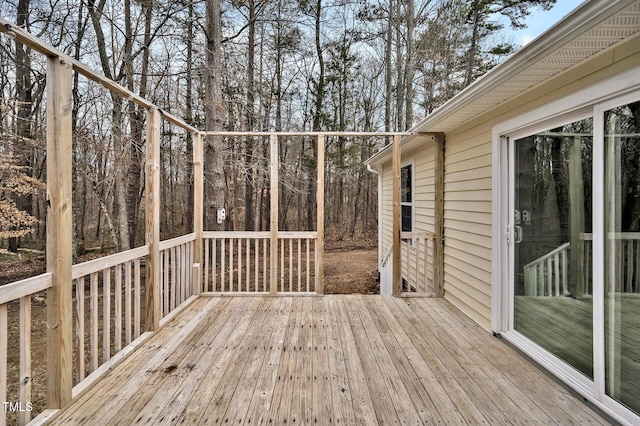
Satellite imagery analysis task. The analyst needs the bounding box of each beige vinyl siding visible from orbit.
[379,143,436,291]
[440,42,640,330]
[441,125,493,330]
[380,165,393,260]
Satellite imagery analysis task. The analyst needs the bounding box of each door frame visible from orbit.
[491,65,640,425]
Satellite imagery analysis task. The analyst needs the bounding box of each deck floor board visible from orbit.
[49,295,611,425]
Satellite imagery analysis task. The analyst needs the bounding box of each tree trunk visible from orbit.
[405,0,414,128]
[464,0,480,87]
[384,0,393,134]
[10,0,33,253]
[185,1,195,233]
[205,0,226,231]
[244,0,256,231]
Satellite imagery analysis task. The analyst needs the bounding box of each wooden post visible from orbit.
[145,108,161,331]
[392,134,402,295]
[434,133,445,296]
[46,56,73,408]
[315,135,325,294]
[193,132,204,294]
[569,136,585,298]
[270,134,278,294]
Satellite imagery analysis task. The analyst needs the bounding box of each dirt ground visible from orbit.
[1,242,379,423]
[324,248,379,294]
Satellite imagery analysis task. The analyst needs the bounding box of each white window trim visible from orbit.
[400,159,415,244]
[492,65,640,426]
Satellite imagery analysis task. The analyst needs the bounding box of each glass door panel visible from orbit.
[604,102,640,415]
[512,117,594,379]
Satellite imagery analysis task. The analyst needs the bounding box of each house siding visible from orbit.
[379,143,436,291]
[376,39,640,331]
[442,127,493,330]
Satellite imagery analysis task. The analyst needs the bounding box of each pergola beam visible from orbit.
[202,131,410,137]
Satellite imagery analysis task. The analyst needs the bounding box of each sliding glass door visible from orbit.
[511,117,594,379]
[504,93,640,420]
[604,101,640,414]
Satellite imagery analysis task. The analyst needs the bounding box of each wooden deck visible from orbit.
[48,295,610,424]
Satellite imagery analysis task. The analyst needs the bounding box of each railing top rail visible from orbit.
[0,272,52,305]
[203,231,317,239]
[159,233,197,251]
[203,231,271,239]
[72,245,150,279]
[523,241,570,269]
[277,231,317,239]
[579,232,640,241]
[380,245,393,267]
[400,231,436,239]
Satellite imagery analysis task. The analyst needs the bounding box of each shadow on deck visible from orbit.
[46,295,609,424]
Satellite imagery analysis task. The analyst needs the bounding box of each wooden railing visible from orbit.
[400,231,437,296]
[602,232,640,295]
[523,242,570,297]
[523,233,640,297]
[277,232,316,293]
[0,235,202,425]
[71,246,149,385]
[378,232,437,296]
[379,246,393,296]
[159,234,197,318]
[202,231,317,294]
[0,273,52,425]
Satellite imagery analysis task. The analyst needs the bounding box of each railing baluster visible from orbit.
[298,239,301,292]
[636,240,640,293]
[125,261,132,345]
[76,277,85,382]
[255,239,259,292]
[19,295,31,425]
[183,243,188,301]
[263,239,268,291]
[90,272,98,372]
[238,238,242,291]
[212,239,217,292]
[171,247,177,311]
[552,253,558,296]
[229,238,240,291]
[221,238,226,292]
[281,239,285,292]
[627,240,633,293]
[176,245,181,303]
[289,238,293,292]
[561,249,567,296]
[246,238,250,292]
[204,238,210,292]
[115,264,122,352]
[1,303,7,426]
[134,259,141,339]
[415,238,420,293]
[163,251,169,315]
[306,239,310,292]
[103,267,111,361]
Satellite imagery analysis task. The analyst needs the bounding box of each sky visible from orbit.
[498,0,584,47]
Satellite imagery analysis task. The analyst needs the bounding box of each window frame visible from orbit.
[400,160,415,243]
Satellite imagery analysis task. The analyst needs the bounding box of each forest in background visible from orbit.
[0,0,555,262]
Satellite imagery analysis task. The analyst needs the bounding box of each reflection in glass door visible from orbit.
[512,117,593,379]
[604,102,640,415]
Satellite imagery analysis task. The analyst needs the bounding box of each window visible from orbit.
[401,163,413,233]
